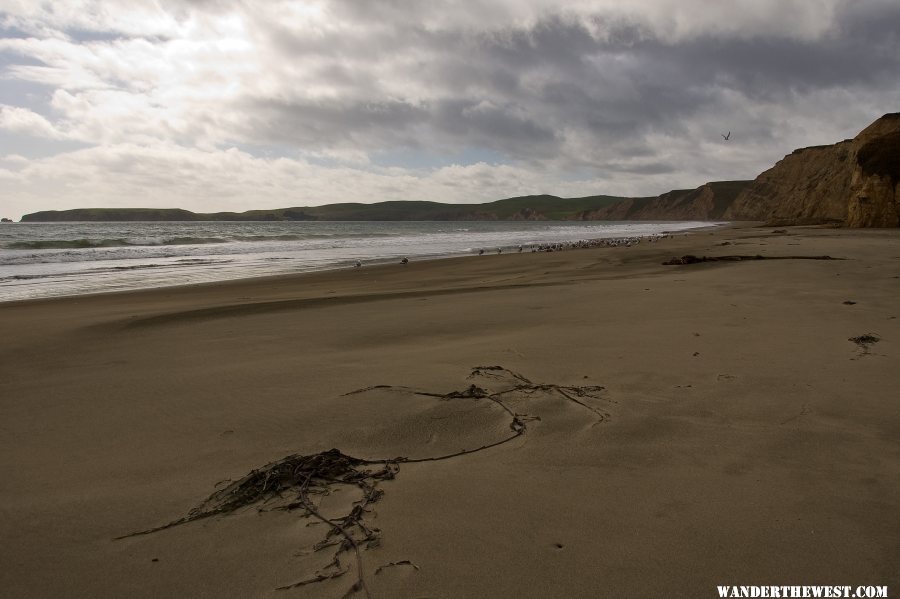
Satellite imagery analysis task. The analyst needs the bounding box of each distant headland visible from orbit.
[17,187,748,223]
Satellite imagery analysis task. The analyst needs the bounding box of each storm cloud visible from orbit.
[1,0,898,218]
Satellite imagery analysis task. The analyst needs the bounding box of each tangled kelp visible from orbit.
[849,333,881,356]
[117,366,608,597]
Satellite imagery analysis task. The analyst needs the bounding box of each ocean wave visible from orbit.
[8,238,137,250]
[0,273,50,281]
[5,232,400,250]
[6,237,229,250]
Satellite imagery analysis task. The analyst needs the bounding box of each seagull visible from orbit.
[722,131,731,141]
[400,257,409,265]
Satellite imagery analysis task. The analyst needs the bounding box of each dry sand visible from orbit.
[1,224,899,598]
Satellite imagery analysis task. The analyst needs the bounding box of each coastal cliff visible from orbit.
[847,114,900,227]
[585,113,899,226]
[724,113,900,227]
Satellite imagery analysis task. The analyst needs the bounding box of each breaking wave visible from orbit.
[5,232,397,250]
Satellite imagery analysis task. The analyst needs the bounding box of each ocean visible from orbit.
[0,220,715,302]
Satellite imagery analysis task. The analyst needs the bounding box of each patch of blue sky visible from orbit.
[371,146,509,170]
[0,39,55,109]
[223,143,512,172]
[66,29,130,43]
[544,164,592,181]
[0,77,55,110]
[229,142,306,161]
[0,24,32,40]
[0,131,90,159]
[1,39,46,70]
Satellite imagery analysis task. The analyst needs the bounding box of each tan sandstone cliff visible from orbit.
[847,114,900,227]
[581,180,750,221]
[725,113,900,227]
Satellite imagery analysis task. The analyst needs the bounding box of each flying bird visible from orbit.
[722,131,731,141]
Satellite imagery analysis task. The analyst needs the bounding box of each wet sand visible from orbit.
[1,224,899,598]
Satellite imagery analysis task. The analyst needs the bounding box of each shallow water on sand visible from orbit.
[0,220,715,301]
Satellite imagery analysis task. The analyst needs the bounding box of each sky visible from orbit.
[0,0,898,219]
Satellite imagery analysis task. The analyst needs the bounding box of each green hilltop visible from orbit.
[20,194,632,222]
[18,182,756,223]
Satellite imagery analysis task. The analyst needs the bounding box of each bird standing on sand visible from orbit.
[400,257,409,265]
[722,131,731,141]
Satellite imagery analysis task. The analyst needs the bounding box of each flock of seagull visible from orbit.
[352,233,672,268]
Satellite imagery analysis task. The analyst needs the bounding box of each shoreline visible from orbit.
[1,223,898,598]
[1,220,728,306]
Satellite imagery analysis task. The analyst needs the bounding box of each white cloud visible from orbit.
[0,104,68,138]
[0,0,186,39]
[0,153,28,163]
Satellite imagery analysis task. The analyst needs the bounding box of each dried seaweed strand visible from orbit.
[116,366,608,597]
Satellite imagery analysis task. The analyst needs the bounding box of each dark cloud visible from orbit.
[602,161,677,175]
[0,24,33,39]
[838,0,900,40]
[241,97,428,148]
[431,98,559,154]
[651,22,900,99]
[237,3,899,169]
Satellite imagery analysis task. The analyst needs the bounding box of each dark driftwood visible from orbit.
[663,254,839,265]
[116,366,608,598]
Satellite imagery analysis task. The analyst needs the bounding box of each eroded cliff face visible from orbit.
[581,181,750,221]
[846,117,900,227]
[580,197,638,220]
[631,185,720,220]
[725,113,900,227]
[509,207,549,220]
[723,142,853,223]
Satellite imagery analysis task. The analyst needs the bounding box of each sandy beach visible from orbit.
[1,224,899,598]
